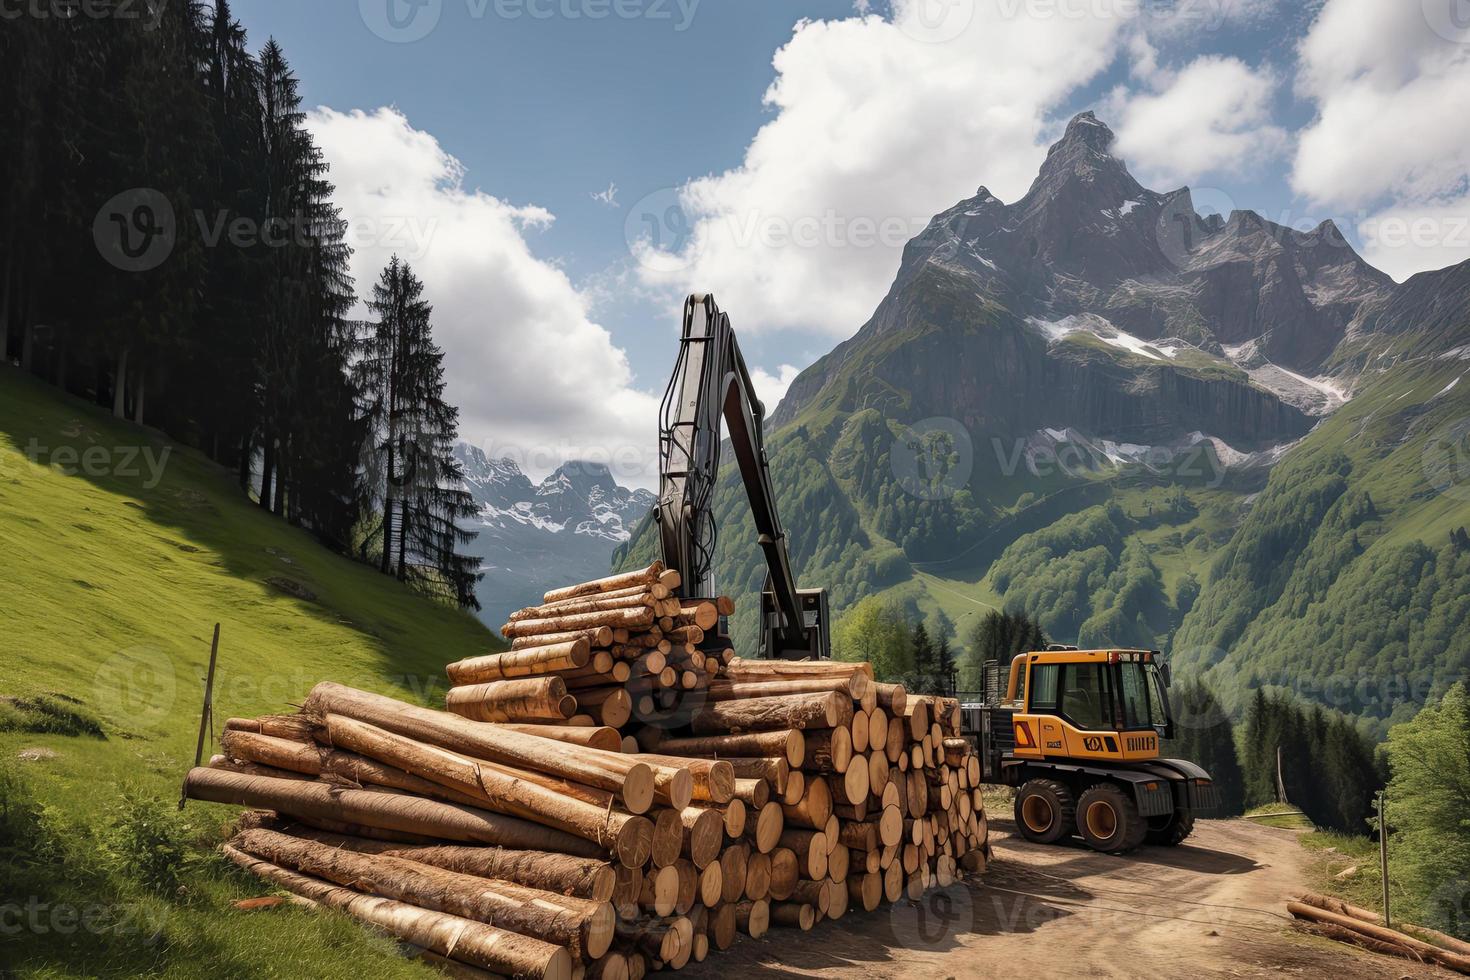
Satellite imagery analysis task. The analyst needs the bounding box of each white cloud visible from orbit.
[1110,55,1287,185]
[750,364,801,415]
[631,2,1134,337]
[1292,0,1470,278]
[308,106,661,487]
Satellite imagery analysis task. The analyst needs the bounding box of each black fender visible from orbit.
[1131,758,1221,816]
[1013,761,1175,819]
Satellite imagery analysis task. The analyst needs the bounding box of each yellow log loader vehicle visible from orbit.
[964,647,1220,855]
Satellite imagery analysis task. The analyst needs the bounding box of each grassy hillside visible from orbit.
[0,366,501,977]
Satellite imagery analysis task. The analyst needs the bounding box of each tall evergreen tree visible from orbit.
[358,258,482,608]
[962,608,1047,690]
[1163,679,1245,815]
[910,622,937,694]
[933,635,956,697]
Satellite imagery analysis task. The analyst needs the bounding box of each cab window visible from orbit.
[1028,663,1059,711]
[1061,662,1112,730]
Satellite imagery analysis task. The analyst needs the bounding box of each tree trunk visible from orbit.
[54,327,67,392]
[639,729,804,768]
[395,495,407,580]
[443,677,578,724]
[690,692,849,735]
[281,828,617,901]
[301,683,658,815]
[112,348,129,418]
[132,361,146,425]
[446,640,592,686]
[542,563,665,604]
[185,767,604,855]
[221,845,573,980]
[273,441,287,515]
[232,828,615,959]
[237,431,252,491]
[259,432,275,509]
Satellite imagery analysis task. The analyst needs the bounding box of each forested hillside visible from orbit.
[617,114,1470,736]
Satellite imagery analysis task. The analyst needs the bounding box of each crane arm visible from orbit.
[655,294,822,657]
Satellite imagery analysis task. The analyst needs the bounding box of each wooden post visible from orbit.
[1378,789,1391,928]
[180,623,221,810]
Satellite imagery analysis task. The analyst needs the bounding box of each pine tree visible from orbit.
[962,608,1047,690]
[1162,679,1245,815]
[911,622,936,695]
[357,258,483,608]
[934,636,956,697]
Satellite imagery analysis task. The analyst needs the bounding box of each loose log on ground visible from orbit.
[1286,902,1470,973]
[223,845,572,980]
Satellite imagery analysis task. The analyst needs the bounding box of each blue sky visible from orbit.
[234,0,1470,486]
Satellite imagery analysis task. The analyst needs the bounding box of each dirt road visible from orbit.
[680,817,1447,979]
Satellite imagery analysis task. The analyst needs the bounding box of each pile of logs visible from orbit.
[1288,892,1470,974]
[186,562,990,979]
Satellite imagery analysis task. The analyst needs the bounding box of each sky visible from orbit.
[236,0,1470,488]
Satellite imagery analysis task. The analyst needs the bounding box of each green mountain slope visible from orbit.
[618,116,1470,737]
[0,367,499,977]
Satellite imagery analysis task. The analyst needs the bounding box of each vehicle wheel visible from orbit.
[1013,779,1076,845]
[1145,808,1195,847]
[1076,783,1146,855]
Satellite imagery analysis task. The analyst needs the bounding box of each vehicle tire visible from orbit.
[1145,808,1195,847]
[1014,779,1076,845]
[1076,783,1146,855]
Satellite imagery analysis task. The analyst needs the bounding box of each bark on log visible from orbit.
[780,776,832,831]
[302,683,656,814]
[513,593,657,623]
[789,879,829,916]
[447,640,591,685]
[691,692,848,735]
[446,677,578,724]
[770,902,814,931]
[279,828,616,900]
[676,806,725,869]
[704,676,868,704]
[503,607,656,640]
[873,683,907,717]
[321,715,654,868]
[187,768,603,856]
[802,727,852,774]
[725,658,873,682]
[779,829,829,880]
[222,845,572,980]
[1286,902,1470,973]
[493,724,623,753]
[544,563,664,604]
[638,729,804,768]
[626,754,734,804]
[723,757,789,793]
[233,828,615,958]
[511,628,613,650]
[767,847,798,901]
[847,872,881,912]
[733,778,770,810]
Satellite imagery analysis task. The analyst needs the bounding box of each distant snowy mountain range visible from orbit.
[454,444,655,627]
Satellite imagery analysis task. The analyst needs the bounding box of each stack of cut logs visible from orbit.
[185,562,990,980]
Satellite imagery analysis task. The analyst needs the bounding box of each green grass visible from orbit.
[1244,803,1313,830]
[0,366,503,977]
[1299,831,1389,916]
